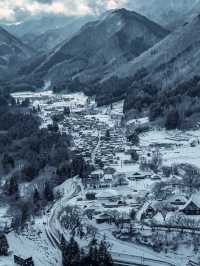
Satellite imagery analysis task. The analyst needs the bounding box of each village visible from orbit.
[4,90,200,266]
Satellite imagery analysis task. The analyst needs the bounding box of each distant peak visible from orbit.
[112,8,129,13]
[111,8,133,17]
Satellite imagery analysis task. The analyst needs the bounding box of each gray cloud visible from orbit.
[0,0,130,22]
[37,0,53,2]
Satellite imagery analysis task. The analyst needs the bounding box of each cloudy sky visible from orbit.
[0,0,129,21]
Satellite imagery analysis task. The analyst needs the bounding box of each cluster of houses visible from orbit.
[94,127,127,166]
[57,96,200,231]
[79,188,136,225]
[138,192,200,226]
[68,115,101,159]
[82,169,130,189]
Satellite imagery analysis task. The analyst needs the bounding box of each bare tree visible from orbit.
[150,148,162,173]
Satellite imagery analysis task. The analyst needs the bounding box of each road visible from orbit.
[44,179,181,266]
[41,97,183,266]
[45,178,81,246]
[91,131,101,165]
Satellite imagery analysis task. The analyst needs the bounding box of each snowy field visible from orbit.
[140,128,200,167]
[6,91,199,266]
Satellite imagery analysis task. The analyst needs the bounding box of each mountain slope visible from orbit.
[21,16,96,53]
[110,14,200,92]
[3,15,96,53]
[0,26,35,80]
[24,8,169,87]
[3,15,74,38]
[128,0,200,29]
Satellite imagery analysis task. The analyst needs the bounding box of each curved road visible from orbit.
[45,178,81,246]
[45,179,182,266]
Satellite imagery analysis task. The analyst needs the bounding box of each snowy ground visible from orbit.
[140,128,200,167]
[5,91,200,266]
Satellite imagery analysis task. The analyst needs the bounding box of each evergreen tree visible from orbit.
[20,201,30,226]
[7,176,18,196]
[61,237,114,266]
[48,122,59,132]
[2,153,15,171]
[62,236,81,266]
[87,238,100,266]
[21,98,30,107]
[130,209,136,220]
[10,97,16,106]
[128,132,139,145]
[44,182,54,202]
[130,150,139,161]
[98,239,113,266]
[0,234,9,256]
[64,107,70,116]
[105,130,110,140]
[165,109,180,129]
[33,188,40,204]
[60,234,67,252]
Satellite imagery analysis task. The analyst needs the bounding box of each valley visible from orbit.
[0,2,200,266]
[0,90,199,265]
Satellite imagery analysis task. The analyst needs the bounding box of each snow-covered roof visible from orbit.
[181,193,200,210]
[168,194,187,204]
[85,202,103,210]
[96,189,121,199]
[152,212,165,225]
[103,174,113,180]
[96,213,112,219]
[104,167,116,174]
[91,169,104,175]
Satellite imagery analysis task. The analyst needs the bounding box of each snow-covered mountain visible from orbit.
[3,15,96,53]
[109,14,200,92]
[3,15,75,38]
[23,16,96,53]
[23,8,168,86]
[127,0,200,29]
[0,26,35,80]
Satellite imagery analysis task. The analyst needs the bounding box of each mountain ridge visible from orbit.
[21,8,169,88]
[0,25,36,81]
[108,14,200,90]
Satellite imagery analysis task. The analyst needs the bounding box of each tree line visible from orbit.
[61,236,114,266]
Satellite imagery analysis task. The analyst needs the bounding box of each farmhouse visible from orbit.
[140,202,158,220]
[96,213,114,224]
[113,175,129,187]
[96,189,121,201]
[180,194,200,215]
[103,200,127,208]
[128,172,149,181]
[168,195,187,206]
[102,174,113,184]
[104,167,116,175]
